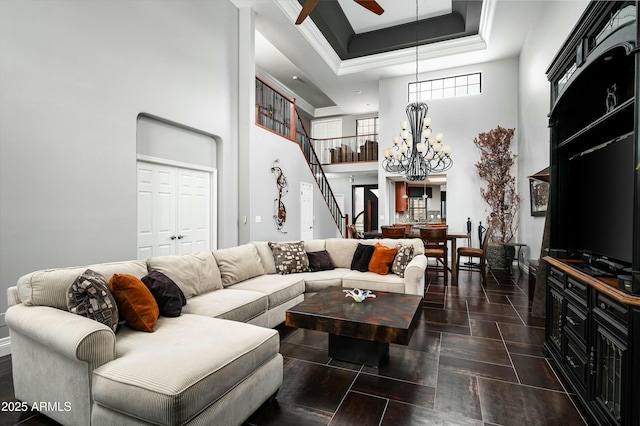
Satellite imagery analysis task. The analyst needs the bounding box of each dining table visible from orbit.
[362,230,469,284]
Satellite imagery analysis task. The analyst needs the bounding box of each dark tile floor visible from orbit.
[246,268,591,426]
[0,267,591,426]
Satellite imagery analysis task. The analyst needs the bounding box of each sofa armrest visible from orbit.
[6,304,116,367]
[7,285,20,307]
[403,254,427,296]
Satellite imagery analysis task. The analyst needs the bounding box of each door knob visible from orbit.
[177,235,184,239]
[170,235,177,240]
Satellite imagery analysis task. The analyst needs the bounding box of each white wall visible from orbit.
[517,0,589,264]
[0,0,240,334]
[379,58,519,238]
[248,126,340,241]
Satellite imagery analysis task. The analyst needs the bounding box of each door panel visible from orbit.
[176,169,210,254]
[137,163,177,258]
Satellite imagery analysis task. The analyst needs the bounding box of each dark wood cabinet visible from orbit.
[395,181,408,212]
[544,259,640,425]
[545,2,640,425]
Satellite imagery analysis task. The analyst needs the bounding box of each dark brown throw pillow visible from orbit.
[351,243,375,272]
[306,250,334,272]
[109,273,159,332]
[141,270,187,318]
[67,269,119,332]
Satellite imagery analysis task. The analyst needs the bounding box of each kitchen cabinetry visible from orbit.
[395,181,408,212]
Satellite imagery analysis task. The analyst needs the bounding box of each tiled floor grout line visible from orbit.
[326,363,364,425]
[506,292,528,326]
[544,357,590,425]
[496,322,522,385]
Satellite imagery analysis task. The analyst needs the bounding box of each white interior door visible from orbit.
[300,181,314,240]
[137,161,211,258]
[138,163,177,258]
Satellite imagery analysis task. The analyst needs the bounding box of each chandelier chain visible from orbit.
[380,0,453,182]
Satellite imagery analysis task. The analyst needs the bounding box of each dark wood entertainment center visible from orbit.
[544,2,639,425]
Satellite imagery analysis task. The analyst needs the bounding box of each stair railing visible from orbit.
[255,77,349,237]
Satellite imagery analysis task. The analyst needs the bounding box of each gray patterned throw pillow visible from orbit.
[391,244,415,277]
[67,269,119,332]
[268,241,310,275]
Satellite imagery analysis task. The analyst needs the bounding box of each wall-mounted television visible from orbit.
[566,131,634,268]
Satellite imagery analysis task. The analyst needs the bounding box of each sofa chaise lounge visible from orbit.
[6,238,427,425]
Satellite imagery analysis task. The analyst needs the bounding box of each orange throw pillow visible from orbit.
[109,274,159,332]
[368,242,398,275]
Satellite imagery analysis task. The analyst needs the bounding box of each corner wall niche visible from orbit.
[136,114,217,169]
[135,114,218,255]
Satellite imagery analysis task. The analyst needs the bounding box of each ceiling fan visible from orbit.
[295,0,385,25]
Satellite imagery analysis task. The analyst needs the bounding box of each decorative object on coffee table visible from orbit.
[343,288,376,302]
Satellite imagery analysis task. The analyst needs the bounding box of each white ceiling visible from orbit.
[241,0,543,117]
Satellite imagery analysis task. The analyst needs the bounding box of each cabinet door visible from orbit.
[593,320,627,425]
[395,181,408,212]
[547,286,564,356]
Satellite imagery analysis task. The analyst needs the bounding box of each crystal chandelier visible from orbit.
[381,0,453,182]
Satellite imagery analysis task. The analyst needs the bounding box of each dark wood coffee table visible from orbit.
[285,286,423,367]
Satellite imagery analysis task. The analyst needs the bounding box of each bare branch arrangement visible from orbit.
[473,126,520,244]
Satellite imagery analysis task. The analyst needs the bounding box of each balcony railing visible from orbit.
[311,134,378,165]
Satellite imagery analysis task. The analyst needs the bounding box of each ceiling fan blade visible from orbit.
[354,0,384,16]
[295,0,320,25]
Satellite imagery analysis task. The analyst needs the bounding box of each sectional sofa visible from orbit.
[5,237,427,426]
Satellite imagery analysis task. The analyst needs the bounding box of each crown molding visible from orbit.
[478,0,497,44]
[313,106,345,118]
[275,0,496,77]
[337,34,488,75]
[275,0,342,74]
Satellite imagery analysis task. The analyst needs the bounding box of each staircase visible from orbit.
[256,77,348,237]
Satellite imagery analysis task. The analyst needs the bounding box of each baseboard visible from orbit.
[0,336,11,357]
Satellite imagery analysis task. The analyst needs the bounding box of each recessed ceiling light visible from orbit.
[355,90,362,95]
[292,75,299,80]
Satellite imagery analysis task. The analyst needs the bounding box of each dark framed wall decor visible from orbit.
[529,178,548,216]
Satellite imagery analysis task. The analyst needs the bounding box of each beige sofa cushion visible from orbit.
[325,238,359,269]
[92,314,279,426]
[181,289,268,323]
[146,252,221,299]
[214,244,265,287]
[296,269,351,293]
[228,275,304,309]
[251,241,277,274]
[17,260,147,310]
[341,270,406,293]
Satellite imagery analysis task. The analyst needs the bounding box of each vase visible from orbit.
[486,244,515,270]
